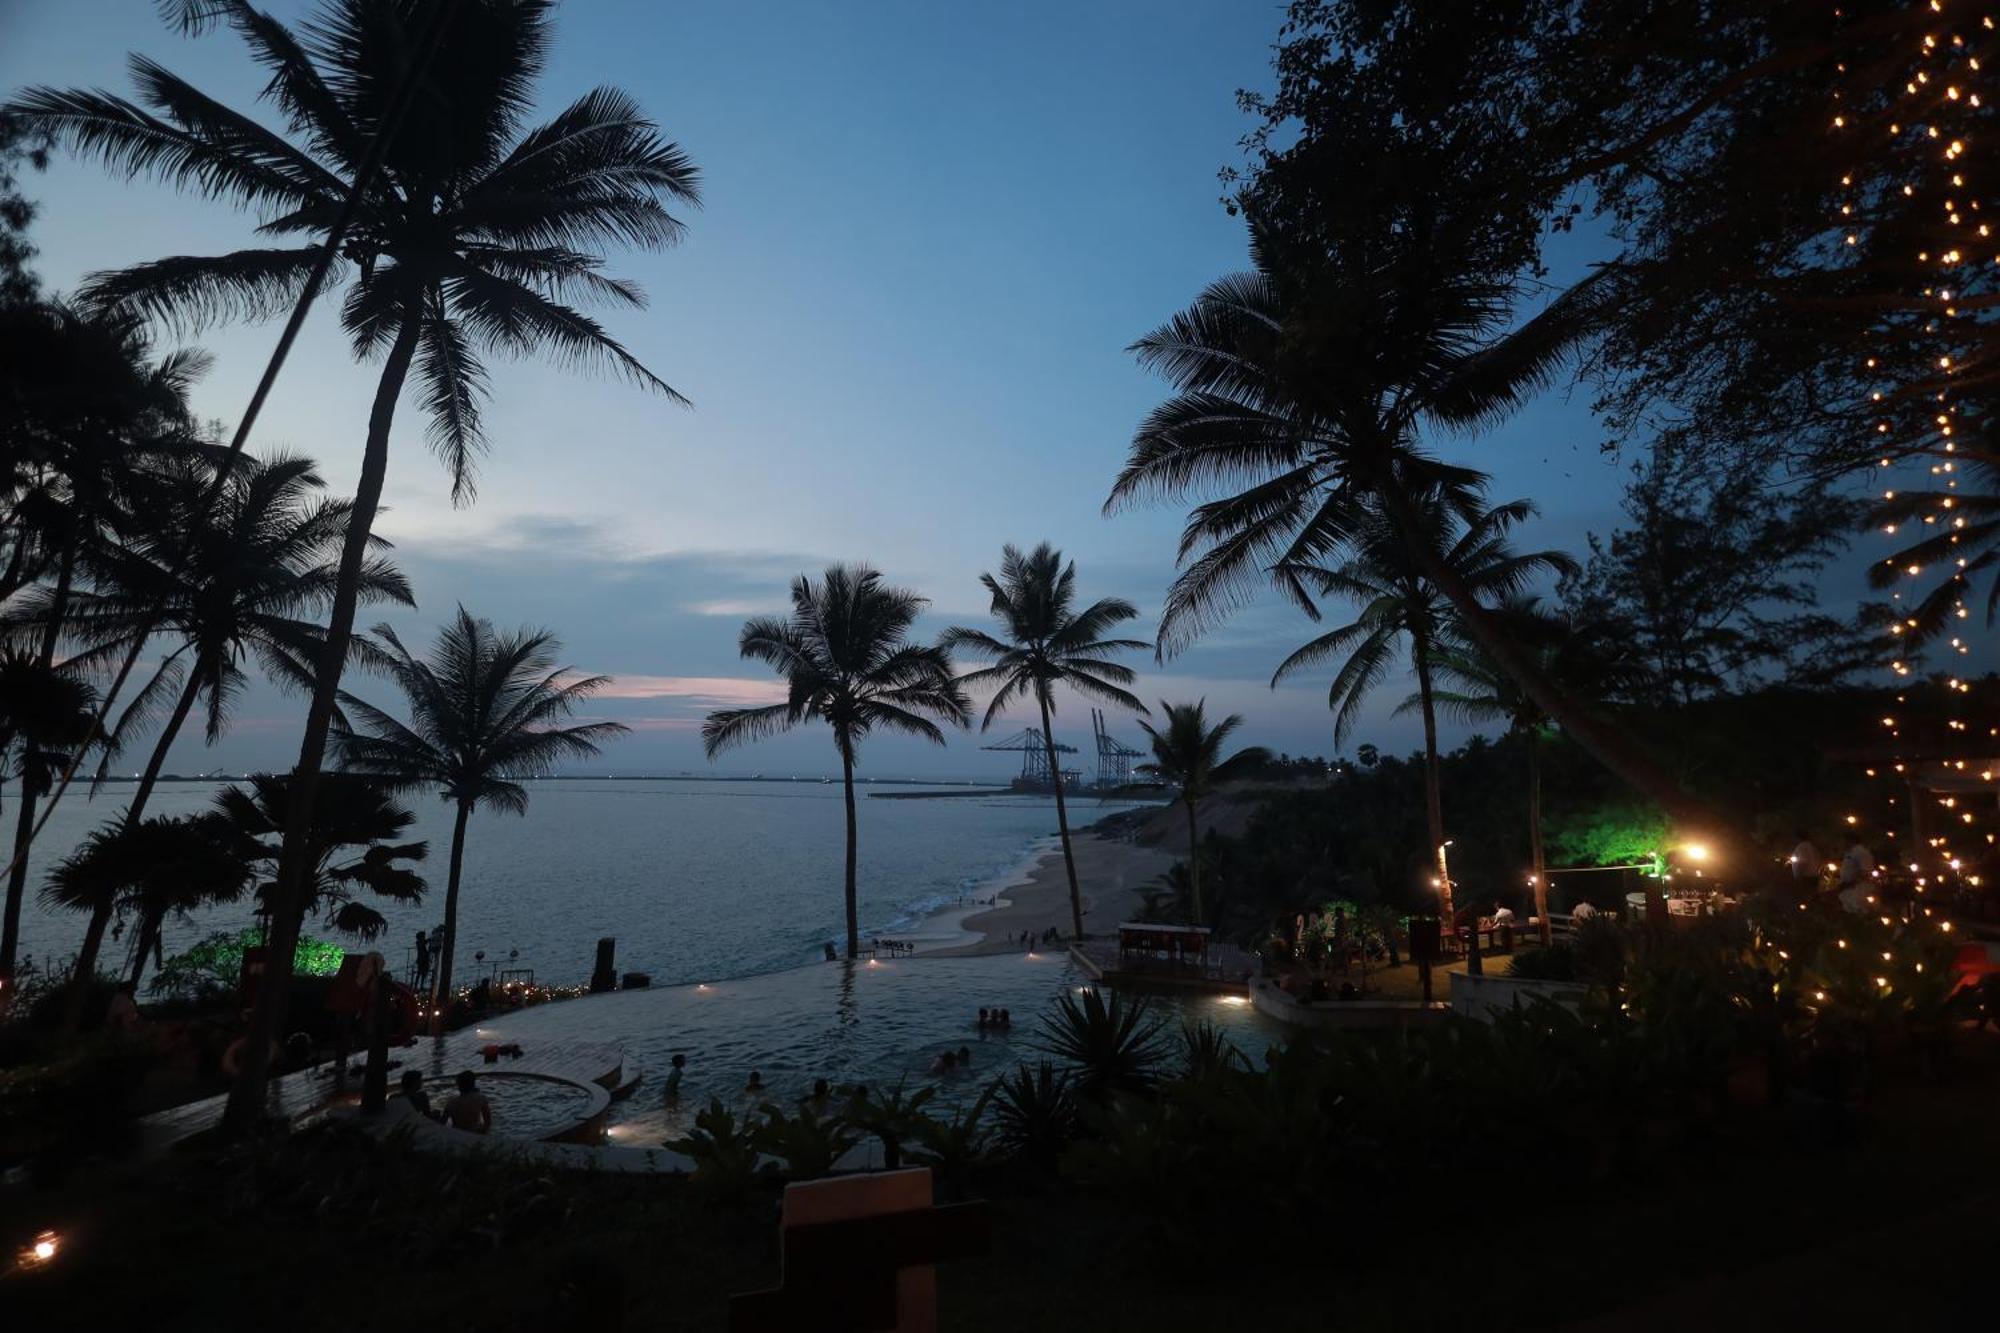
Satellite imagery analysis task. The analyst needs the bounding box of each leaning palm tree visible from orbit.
[1108,232,1711,837]
[67,453,413,831]
[331,607,625,1032]
[9,0,696,1122]
[942,544,1149,939]
[1273,497,1576,921]
[0,654,98,986]
[0,301,203,981]
[704,566,971,958]
[1134,700,1270,926]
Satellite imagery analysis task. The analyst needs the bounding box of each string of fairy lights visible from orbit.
[1831,1,1995,913]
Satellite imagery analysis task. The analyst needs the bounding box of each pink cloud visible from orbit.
[592,675,788,707]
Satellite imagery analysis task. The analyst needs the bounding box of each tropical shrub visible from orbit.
[1038,987,1169,1097]
[150,928,345,1000]
[665,1100,765,1194]
[753,1101,860,1181]
[842,1080,934,1171]
[987,1061,1077,1171]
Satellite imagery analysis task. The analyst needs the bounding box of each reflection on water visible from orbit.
[476,953,1283,1144]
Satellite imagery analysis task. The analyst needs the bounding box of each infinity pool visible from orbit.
[468,952,1283,1143]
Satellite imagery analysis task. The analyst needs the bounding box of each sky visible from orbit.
[0,0,1881,780]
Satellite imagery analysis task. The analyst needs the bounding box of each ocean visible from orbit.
[4,778,1143,988]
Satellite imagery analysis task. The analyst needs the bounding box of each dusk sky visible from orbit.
[0,1,1883,780]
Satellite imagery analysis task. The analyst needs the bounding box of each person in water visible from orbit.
[744,1069,764,1094]
[663,1052,687,1100]
[398,1069,436,1120]
[442,1070,492,1135]
[977,1007,990,1030]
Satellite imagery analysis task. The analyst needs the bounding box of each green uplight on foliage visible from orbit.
[150,928,344,997]
[1544,803,1674,871]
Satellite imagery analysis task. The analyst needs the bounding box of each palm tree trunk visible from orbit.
[0,542,77,981]
[1412,639,1451,924]
[1375,482,1731,848]
[840,744,860,959]
[1528,727,1549,945]
[122,666,205,832]
[430,797,473,1036]
[127,909,163,990]
[59,899,114,1035]
[222,310,422,1137]
[1035,688,1084,940]
[1184,795,1203,926]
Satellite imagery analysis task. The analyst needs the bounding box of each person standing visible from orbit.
[414,930,432,988]
[1790,831,1821,885]
[1838,836,1877,913]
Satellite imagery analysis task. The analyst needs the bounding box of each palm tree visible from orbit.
[330,607,625,1032]
[0,654,98,989]
[66,453,413,832]
[1107,233,1714,838]
[116,812,252,990]
[1134,700,1270,926]
[10,0,696,1121]
[1870,440,1999,644]
[214,772,426,948]
[1414,598,1627,943]
[942,544,1149,939]
[703,566,971,958]
[0,301,203,981]
[42,812,248,1015]
[1272,497,1576,921]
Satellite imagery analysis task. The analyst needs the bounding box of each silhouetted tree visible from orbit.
[704,567,970,958]
[944,544,1148,939]
[1136,700,1271,925]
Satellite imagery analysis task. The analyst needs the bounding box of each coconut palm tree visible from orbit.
[9,0,696,1121]
[0,301,203,981]
[65,453,412,832]
[1273,497,1576,921]
[1412,598,1630,942]
[0,653,99,988]
[1107,233,1712,837]
[704,566,971,958]
[214,772,426,949]
[1134,700,1270,926]
[942,544,1149,939]
[42,812,249,1011]
[330,607,624,1032]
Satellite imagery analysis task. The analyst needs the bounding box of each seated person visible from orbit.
[442,1070,492,1135]
[1489,903,1517,929]
[398,1069,437,1120]
[1571,900,1599,922]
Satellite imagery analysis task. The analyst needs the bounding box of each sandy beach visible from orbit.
[919,830,1178,955]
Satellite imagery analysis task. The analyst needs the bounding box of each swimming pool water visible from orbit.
[469,952,1284,1144]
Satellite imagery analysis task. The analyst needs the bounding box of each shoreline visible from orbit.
[917,828,1177,956]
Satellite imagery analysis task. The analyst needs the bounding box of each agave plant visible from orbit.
[1038,986,1170,1097]
[1174,1021,1246,1084]
[987,1061,1078,1171]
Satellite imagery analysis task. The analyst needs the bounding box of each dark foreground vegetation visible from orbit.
[10,903,2000,1330]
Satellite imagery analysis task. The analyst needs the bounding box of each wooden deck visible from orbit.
[1068,939,1257,995]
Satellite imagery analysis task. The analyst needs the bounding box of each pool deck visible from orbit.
[1068,939,1258,995]
[136,1032,630,1156]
